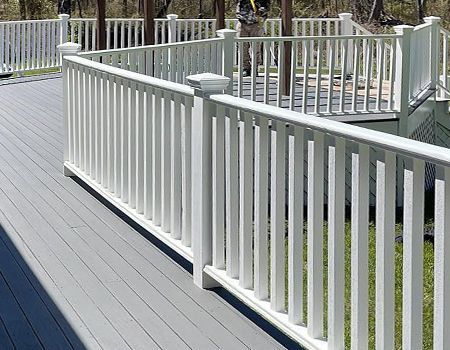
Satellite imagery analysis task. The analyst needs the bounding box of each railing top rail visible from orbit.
[413,21,433,32]
[176,18,218,22]
[65,56,194,97]
[349,20,372,34]
[66,16,341,23]
[235,33,400,42]
[0,18,60,24]
[292,17,341,22]
[440,26,450,36]
[79,37,224,57]
[210,93,450,167]
[69,18,145,22]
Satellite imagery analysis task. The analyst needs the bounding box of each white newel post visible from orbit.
[167,14,179,81]
[167,14,178,43]
[424,16,441,90]
[216,29,237,95]
[187,73,230,288]
[58,14,70,45]
[58,42,81,176]
[393,25,413,138]
[338,13,353,74]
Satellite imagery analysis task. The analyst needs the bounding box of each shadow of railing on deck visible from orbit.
[0,224,87,349]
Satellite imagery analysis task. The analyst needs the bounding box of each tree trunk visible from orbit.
[349,0,371,22]
[215,0,225,29]
[58,0,71,15]
[417,0,426,23]
[18,0,27,19]
[123,0,128,18]
[157,0,174,18]
[369,0,383,22]
[76,0,83,17]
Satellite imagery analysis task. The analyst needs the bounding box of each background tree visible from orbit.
[417,0,426,22]
[0,0,448,30]
[369,0,383,22]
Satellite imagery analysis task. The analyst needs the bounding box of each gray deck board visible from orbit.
[0,235,73,350]
[0,316,15,350]
[0,269,43,349]
[232,77,389,113]
[0,77,286,350]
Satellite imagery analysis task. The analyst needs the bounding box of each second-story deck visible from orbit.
[0,75,286,350]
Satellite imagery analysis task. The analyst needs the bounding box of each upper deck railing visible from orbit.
[77,20,440,123]
[1,13,442,119]
[0,13,370,71]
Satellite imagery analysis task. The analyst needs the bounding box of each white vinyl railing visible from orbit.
[439,25,450,95]
[80,28,401,116]
[0,15,68,74]
[409,21,435,101]
[69,18,146,51]
[62,52,450,349]
[69,15,346,52]
[0,13,353,68]
[79,37,224,84]
[234,33,399,114]
[62,55,195,259]
[0,12,442,98]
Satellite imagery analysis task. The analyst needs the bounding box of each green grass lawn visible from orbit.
[17,67,61,78]
[286,221,434,349]
[0,67,61,80]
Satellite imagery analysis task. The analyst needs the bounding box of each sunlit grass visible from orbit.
[283,221,434,349]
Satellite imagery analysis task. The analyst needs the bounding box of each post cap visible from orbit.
[58,14,70,19]
[217,29,238,38]
[167,14,179,20]
[393,24,414,34]
[57,42,82,56]
[338,13,353,20]
[186,73,230,94]
[424,16,441,24]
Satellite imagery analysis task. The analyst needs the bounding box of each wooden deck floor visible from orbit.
[0,75,286,350]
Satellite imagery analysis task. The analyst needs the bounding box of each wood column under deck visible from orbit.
[281,0,292,95]
[216,0,225,30]
[144,0,155,45]
[96,0,106,50]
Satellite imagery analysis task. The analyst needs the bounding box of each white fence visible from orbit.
[80,37,224,84]
[0,15,68,74]
[62,55,195,258]
[233,33,399,114]
[80,27,404,116]
[63,53,450,350]
[408,20,436,101]
[69,16,348,51]
[0,13,365,74]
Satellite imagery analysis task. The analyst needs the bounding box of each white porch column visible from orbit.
[187,73,230,288]
[216,29,237,95]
